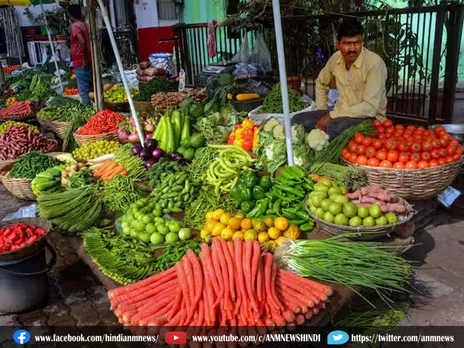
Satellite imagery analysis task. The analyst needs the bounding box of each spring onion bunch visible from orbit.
[275,235,414,306]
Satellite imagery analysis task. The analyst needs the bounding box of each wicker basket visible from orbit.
[134,101,153,111]
[305,199,414,240]
[0,157,19,172]
[49,120,70,139]
[104,101,130,113]
[344,159,463,200]
[73,129,119,146]
[37,117,53,131]
[0,152,67,201]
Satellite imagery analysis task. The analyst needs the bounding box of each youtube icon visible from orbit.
[166,332,187,345]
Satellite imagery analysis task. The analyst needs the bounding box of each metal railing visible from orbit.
[174,5,464,125]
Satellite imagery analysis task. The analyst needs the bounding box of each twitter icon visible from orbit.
[327,330,349,345]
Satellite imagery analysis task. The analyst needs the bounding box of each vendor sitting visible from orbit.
[292,19,387,139]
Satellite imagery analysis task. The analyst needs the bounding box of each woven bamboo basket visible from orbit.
[49,120,70,140]
[0,157,19,172]
[0,152,66,201]
[134,101,153,111]
[305,199,414,240]
[37,117,53,131]
[73,129,119,146]
[344,158,463,200]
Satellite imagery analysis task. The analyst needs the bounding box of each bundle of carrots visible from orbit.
[108,239,333,340]
[94,160,127,182]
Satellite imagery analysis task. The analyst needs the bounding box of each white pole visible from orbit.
[97,0,145,146]
[272,0,294,166]
[40,1,63,95]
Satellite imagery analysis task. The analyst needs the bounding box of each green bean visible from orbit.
[8,151,63,179]
[103,175,145,213]
[187,147,218,186]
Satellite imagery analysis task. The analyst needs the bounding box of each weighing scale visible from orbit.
[195,61,236,87]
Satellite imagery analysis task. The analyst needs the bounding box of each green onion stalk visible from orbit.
[275,235,414,307]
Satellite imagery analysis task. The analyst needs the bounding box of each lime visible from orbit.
[328,187,342,196]
[142,215,153,224]
[139,232,151,243]
[343,202,358,218]
[134,212,144,221]
[369,204,382,218]
[358,206,369,219]
[334,214,349,226]
[154,217,165,224]
[157,225,169,235]
[150,232,164,244]
[363,216,376,227]
[315,208,325,219]
[332,194,349,205]
[328,202,343,216]
[183,148,195,161]
[178,228,192,241]
[323,211,335,223]
[320,199,332,212]
[155,203,162,211]
[153,209,163,218]
[376,216,388,226]
[385,212,399,224]
[320,178,333,188]
[145,223,156,234]
[134,221,145,232]
[122,224,131,235]
[309,205,317,214]
[349,216,363,227]
[129,229,139,238]
[167,220,182,233]
[314,183,329,193]
[165,232,179,244]
[311,195,324,208]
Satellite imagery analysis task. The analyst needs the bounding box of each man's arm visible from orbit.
[331,59,387,118]
[315,63,332,110]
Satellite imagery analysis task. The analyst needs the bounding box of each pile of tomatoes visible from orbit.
[342,120,463,169]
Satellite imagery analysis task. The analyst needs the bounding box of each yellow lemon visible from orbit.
[205,211,214,220]
[228,217,242,230]
[213,209,225,220]
[267,227,281,240]
[232,231,244,240]
[244,229,257,241]
[275,236,288,246]
[235,212,245,219]
[240,218,252,230]
[200,229,211,240]
[204,221,216,233]
[221,227,234,240]
[258,232,270,244]
[274,217,289,231]
[219,213,233,226]
[263,216,274,228]
[212,223,226,237]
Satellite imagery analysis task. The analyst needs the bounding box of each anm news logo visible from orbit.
[13,330,31,345]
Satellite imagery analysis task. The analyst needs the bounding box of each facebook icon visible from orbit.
[13,330,30,345]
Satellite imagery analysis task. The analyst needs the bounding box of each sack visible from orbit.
[248,32,271,72]
[232,32,272,76]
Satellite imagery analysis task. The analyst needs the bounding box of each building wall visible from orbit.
[14,4,60,27]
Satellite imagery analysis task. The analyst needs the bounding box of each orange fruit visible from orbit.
[267,227,281,240]
[212,223,225,236]
[212,209,225,220]
[274,217,289,231]
[263,216,274,228]
[219,213,233,225]
[221,227,234,240]
[232,231,244,240]
[258,232,270,244]
[228,217,242,230]
[241,218,252,230]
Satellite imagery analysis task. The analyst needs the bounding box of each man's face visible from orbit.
[336,35,363,65]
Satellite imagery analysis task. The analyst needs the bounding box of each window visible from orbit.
[157,0,178,21]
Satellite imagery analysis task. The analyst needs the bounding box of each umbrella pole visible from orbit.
[97,0,144,146]
[88,7,104,111]
[40,0,64,95]
[272,0,294,166]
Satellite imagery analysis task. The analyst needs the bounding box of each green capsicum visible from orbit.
[231,184,252,202]
[252,186,266,200]
[241,170,257,189]
[259,175,272,189]
[247,199,269,218]
[240,200,255,213]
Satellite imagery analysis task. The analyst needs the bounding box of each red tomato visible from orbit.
[403,134,413,140]
[243,139,253,151]
[418,161,429,169]
[446,145,457,156]
[348,140,357,152]
[421,152,431,161]
[413,133,423,141]
[384,139,397,151]
[243,128,253,139]
[373,120,383,128]
[354,145,366,155]
[393,162,405,169]
[456,147,463,156]
[365,146,376,158]
[423,130,434,138]
[432,139,442,149]
[349,153,358,163]
[375,149,387,161]
[373,139,384,150]
[394,130,404,138]
[386,127,395,136]
[405,161,418,170]
[342,150,352,161]
[410,142,422,153]
[440,148,448,157]
[376,126,385,134]
[422,141,432,152]
[434,126,446,135]
[367,158,380,167]
[395,124,405,132]
[398,141,410,152]
[399,152,410,164]
[410,153,421,162]
[227,136,234,145]
[450,139,459,148]
[438,158,447,165]
[431,149,441,159]
[406,125,416,133]
[377,133,387,139]
[356,155,368,165]
[453,154,462,162]
[380,160,393,168]
[386,150,399,163]
[429,159,439,167]
[383,120,393,128]
[342,148,350,157]
[440,135,452,146]
[416,126,426,133]
[446,156,454,164]
[362,136,373,147]
[354,133,365,144]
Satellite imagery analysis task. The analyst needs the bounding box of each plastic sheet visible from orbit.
[2,204,37,221]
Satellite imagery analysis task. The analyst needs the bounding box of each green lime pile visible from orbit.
[72,140,120,160]
[37,106,62,120]
[121,197,193,246]
[307,179,398,227]
[0,121,38,135]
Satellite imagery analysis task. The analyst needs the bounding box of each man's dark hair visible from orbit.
[337,19,363,42]
[68,5,83,20]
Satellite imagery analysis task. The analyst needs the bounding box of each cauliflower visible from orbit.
[291,124,306,144]
[272,124,286,140]
[262,117,281,132]
[306,129,330,151]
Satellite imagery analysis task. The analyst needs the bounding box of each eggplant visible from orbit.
[144,139,158,151]
[140,149,153,161]
[132,145,144,156]
[170,152,184,162]
[152,148,165,160]
[144,158,158,169]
